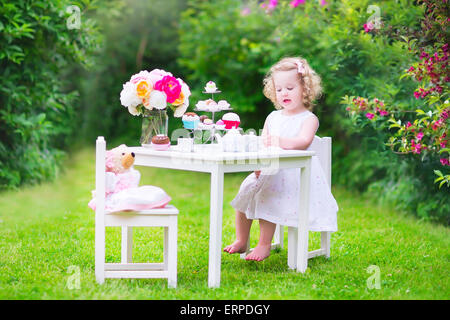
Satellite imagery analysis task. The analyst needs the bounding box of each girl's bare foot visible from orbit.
[223,240,248,254]
[245,244,271,261]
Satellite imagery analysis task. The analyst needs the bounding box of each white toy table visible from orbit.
[128,144,314,288]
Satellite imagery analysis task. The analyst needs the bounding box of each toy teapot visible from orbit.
[215,130,260,152]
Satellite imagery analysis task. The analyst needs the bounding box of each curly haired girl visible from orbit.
[224,56,338,261]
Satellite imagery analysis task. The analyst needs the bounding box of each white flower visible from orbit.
[128,105,140,116]
[178,78,191,100]
[120,81,141,108]
[130,70,152,84]
[148,90,167,110]
[174,99,189,117]
[173,79,191,117]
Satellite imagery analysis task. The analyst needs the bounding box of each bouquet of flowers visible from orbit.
[120,69,191,117]
[120,69,191,146]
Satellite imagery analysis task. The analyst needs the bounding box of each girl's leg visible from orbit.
[245,219,276,261]
[224,210,252,254]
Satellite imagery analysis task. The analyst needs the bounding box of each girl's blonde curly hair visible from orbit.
[263,57,322,110]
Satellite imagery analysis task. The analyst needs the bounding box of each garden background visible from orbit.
[0,0,448,300]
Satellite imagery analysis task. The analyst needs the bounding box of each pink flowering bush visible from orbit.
[345,94,449,185]
[342,0,449,189]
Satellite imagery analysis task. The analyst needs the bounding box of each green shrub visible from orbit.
[0,0,103,189]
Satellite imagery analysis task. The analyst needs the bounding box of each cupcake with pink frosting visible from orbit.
[215,119,225,130]
[222,113,240,129]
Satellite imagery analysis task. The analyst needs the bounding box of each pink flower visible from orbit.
[154,75,182,104]
[290,0,305,7]
[410,139,422,154]
[364,22,374,33]
[241,7,251,16]
[130,70,152,84]
[420,51,429,59]
[416,132,424,141]
[365,113,375,120]
[432,121,440,131]
[268,0,278,9]
[320,0,328,6]
[406,121,412,128]
[412,142,422,154]
[440,158,450,166]
[379,110,389,116]
[414,91,421,99]
[262,0,278,8]
[261,0,278,12]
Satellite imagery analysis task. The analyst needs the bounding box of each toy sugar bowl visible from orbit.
[215,129,243,152]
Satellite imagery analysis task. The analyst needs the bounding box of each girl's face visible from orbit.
[273,70,303,111]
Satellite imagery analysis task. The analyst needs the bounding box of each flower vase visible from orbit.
[140,109,169,147]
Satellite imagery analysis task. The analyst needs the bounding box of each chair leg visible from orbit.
[164,226,169,270]
[121,226,133,263]
[273,224,284,249]
[287,227,297,270]
[167,217,177,288]
[321,231,331,258]
[95,221,105,284]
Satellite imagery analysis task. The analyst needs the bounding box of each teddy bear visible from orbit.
[88,144,171,213]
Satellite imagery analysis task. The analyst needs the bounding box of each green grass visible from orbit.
[0,147,449,299]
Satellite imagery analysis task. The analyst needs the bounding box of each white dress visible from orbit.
[230,110,338,232]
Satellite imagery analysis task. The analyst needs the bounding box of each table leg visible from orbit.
[208,165,224,288]
[297,158,312,273]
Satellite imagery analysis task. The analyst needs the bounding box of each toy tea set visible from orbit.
[149,81,263,153]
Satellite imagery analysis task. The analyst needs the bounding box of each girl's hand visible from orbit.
[255,170,261,178]
[263,134,281,147]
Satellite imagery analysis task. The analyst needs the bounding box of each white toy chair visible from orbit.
[94,136,178,288]
[241,136,332,269]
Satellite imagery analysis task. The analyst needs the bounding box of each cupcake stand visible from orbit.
[185,89,240,145]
